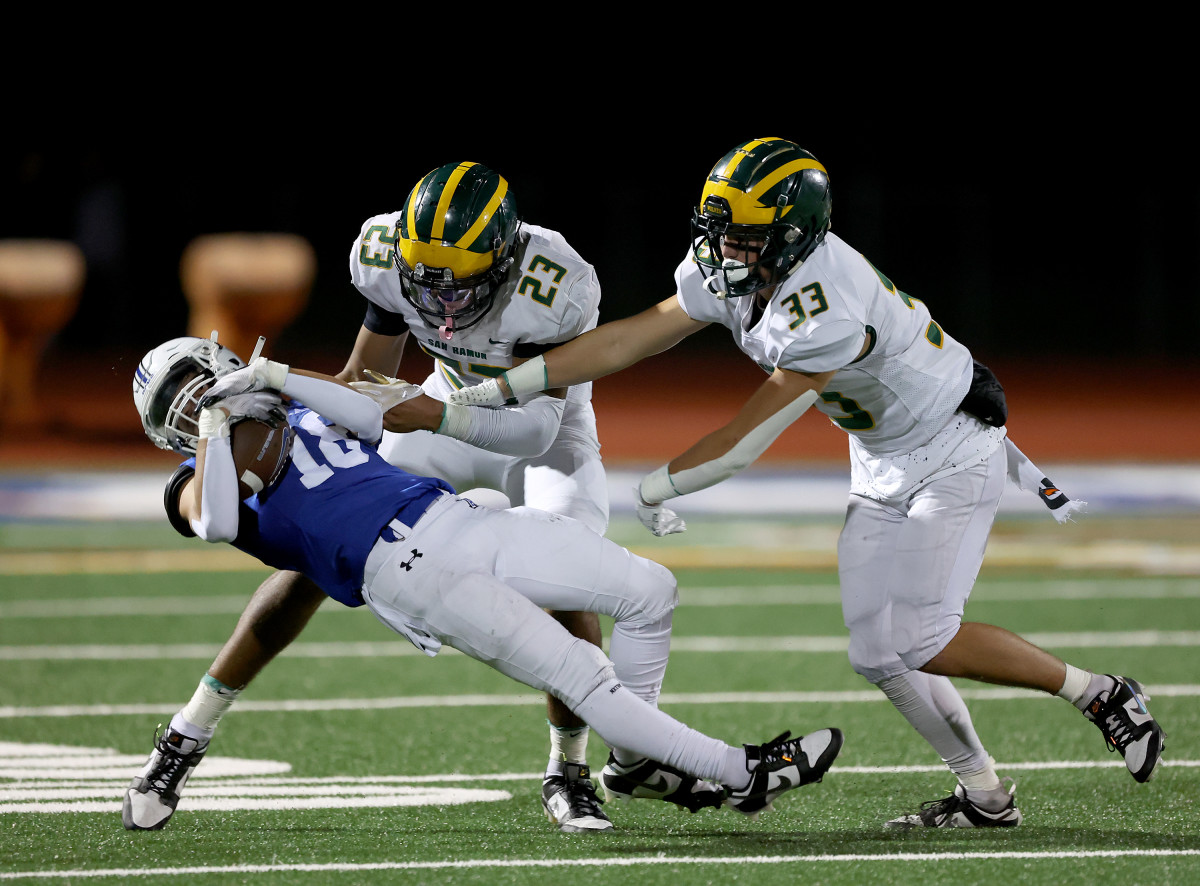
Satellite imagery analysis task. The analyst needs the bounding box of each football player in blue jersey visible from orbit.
[122,334,844,832]
[133,162,651,835]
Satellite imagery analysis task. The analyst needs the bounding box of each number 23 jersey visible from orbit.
[350,216,600,416]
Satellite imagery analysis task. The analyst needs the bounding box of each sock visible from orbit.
[724,747,755,791]
[547,722,589,774]
[176,674,241,739]
[877,672,991,775]
[1057,664,1115,711]
[959,760,1009,811]
[573,677,736,784]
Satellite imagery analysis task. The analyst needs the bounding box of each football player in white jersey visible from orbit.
[132,163,721,835]
[448,138,1167,828]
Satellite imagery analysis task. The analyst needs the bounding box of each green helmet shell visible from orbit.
[692,138,832,298]
[396,161,521,335]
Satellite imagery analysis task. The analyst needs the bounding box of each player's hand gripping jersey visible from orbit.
[176,405,452,607]
[675,232,1006,497]
[352,216,601,417]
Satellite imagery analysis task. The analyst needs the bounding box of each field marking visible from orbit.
[3,684,1198,720]
[4,577,1200,617]
[4,541,1200,575]
[5,628,1200,662]
[5,760,1199,789]
[2,849,1198,879]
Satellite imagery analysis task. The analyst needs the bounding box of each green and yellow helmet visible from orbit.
[691,138,831,298]
[395,161,520,339]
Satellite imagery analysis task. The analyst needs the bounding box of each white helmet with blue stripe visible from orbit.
[133,333,245,454]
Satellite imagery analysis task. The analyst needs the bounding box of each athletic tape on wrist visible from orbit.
[499,355,548,400]
[197,407,230,439]
[638,463,679,504]
[436,402,473,439]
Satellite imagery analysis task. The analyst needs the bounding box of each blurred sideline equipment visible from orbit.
[0,239,85,429]
[180,233,315,362]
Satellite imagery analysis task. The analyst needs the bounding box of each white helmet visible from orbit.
[133,334,245,454]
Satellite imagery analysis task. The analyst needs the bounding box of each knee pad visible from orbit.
[633,557,678,623]
[846,620,908,685]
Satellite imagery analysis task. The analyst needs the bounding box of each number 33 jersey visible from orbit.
[675,231,1005,495]
[350,215,601,415]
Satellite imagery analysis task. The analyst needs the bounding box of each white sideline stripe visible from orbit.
[5,629,1200,661]
[4,577,1199,617]
[2,849,1198,879]
[4,759,1198,792]
[3,684,1199,720]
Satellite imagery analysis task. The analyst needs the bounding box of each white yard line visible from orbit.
[4,577,1199,618]
[2,849,1198,880]
[4,629,1200,662]
[3,684,1198,720]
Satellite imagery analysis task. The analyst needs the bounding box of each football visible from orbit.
[230,417,292,499]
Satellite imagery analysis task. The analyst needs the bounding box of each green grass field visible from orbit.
[2,512,1198,885]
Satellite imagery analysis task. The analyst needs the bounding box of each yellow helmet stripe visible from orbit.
[456,177,508,250]
[719,137,778,179]
[746,157,827,205]
[432,162,477,242]
[405,169,435,240]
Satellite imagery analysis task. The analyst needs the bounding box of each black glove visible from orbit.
[958,359,1007,427]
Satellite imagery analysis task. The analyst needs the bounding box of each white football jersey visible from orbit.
[675,231,1004,495]
[350,217,600,413]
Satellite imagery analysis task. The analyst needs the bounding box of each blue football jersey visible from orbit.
[214,405,453,606]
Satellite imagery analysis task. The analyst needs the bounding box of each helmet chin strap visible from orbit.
[703,276,729,300]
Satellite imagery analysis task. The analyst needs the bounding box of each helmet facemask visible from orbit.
[396,243,514,341]
[133,335,244,455]
[692,196,811,299]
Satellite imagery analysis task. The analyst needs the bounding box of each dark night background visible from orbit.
[4,106,1197,377]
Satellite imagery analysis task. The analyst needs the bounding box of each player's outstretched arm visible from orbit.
[449,296,707,407]
[634,368,834,536]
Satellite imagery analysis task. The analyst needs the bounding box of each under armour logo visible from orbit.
[400,549,423,571]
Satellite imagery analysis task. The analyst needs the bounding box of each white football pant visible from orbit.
[839,445,1007,775]
[361,495,737,782]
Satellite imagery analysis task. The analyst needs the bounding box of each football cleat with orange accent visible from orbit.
[724,728,843,819]
[1084,675,1166,783]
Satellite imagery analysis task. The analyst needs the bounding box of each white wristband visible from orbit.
[437,402,472,439]
[500,355,549,400]
[254,357,290,391]
[638,463,679,504]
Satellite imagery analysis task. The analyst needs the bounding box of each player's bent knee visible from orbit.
[626,556,678,623]
[846,627,905,685]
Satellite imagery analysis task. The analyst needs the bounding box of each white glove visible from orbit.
[634,487,687,537]
[446,378,507,408]
[201,357,290,407]
[199,392,286,436]
[349,370,424,411]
